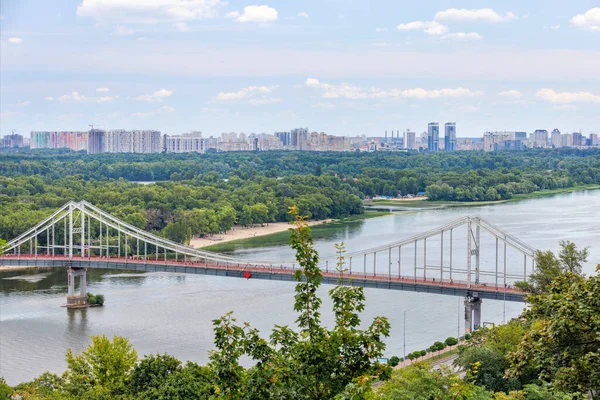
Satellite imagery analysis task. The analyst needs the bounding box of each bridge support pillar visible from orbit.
[67,267,88,309]
[464,292,482,334]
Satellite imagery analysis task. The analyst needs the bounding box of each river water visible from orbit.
[1,190,599,384]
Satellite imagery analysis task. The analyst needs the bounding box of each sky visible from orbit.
[1,0,599,138]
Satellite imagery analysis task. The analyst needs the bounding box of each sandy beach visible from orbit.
[190,219,333,248]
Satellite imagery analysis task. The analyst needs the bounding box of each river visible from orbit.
[1,190,599,384]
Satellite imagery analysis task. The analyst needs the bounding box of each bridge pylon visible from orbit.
[464,292,482,334]
[67,267,87,308]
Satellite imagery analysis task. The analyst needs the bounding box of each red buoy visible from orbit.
[244,271,251,279]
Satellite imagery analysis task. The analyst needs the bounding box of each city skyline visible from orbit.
[1,1,599,137]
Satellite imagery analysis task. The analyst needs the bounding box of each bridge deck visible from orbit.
[0,255,525,302]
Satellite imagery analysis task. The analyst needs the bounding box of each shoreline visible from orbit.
[190,219,334,249]
[366,184,600,209]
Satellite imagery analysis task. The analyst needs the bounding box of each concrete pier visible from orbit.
[464,292,482,333]
[67,267,88,308]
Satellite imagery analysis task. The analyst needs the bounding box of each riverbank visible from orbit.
[365,184,600,209]
[191,219,335,249]
[202,210,391,252]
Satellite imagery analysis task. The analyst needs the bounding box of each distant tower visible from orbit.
[428,123,439,152]
[444,122,456,151]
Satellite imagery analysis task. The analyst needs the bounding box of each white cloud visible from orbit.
[536,88,600,103]
[498,90,524,98]
[113,25,134,35]
[297,12,309,19]
[45,97,55,101]
[173,22,191,32]
[397,21,448,35]
[452,105,480,112]
[443,32,483,40]
[7,37,23,44]
[0,111,16,120]
[553,104,577,111]
[434,8,517,23]
[375,27,387,32]
[226,5,278,23]
[570,8,600,31]
[57,113,82,120]
[312,102,336,109]
[57,92,86,102]
[15,101,30,107]
[550,25,560,30]
[76,0,224,23]
[214,85,279,102]
[97,96,115,103]
[338,14,345,20]
[96,87,110,92]
[305,78,482,100]
[135,89,174,102]
[248,97,281,105]
[131,105,175,117]
[373,42,388,47]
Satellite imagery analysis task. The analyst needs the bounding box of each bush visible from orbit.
[420,350,427,357]
[464,333,472,340]
[86,292,105,305]
[433,341,446,351]
[445,337,458,346]
[389,356,400,367]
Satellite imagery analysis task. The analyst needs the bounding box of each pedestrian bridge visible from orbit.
[1,201,536,329]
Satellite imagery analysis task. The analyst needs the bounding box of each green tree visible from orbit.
[508,270,600,397]
[130,354,182,398]
[156,362,215,399]
[375,362,488,400]
[515,241,588,295]
[445,337,458,346]
[207,205,391,399]
[62,335,138,398]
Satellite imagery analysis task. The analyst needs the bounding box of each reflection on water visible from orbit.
[1,190,599,385]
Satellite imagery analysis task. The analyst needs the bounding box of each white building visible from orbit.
[404,130,416,150]
[105,130,162,153]
[165,132,205,153]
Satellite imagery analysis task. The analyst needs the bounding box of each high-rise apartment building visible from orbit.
[403,130,416,150]
[104,130,161,153]
[444,122,456,151]
[551,129,562,148]
[88,129,105,154]
[290,127,309,150]
[275,131,291,146]
[530,129,549,148]
[164,132,204,153]
[31,131,88,151]
[483,131,516,152]
[427,123,439,152]
[1,133,24,148]
[572,132,583,147]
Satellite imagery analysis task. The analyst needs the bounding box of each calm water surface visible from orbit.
[1,190,599,384]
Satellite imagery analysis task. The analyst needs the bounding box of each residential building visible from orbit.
[404,130,416,150]
[275,131,291,147]
[1,133,24,148]
[164,132,205,153]
[551,129,562,148]
[483,131,516,152]
[572,132,583,147]
[530,129,549,147]
[88,129,105,154]
[444,122,456,151]
[427,123,439,152]
[30,131,88,151]
[104,130,161,153]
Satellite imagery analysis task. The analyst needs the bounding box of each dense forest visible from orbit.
[0,148,599,241]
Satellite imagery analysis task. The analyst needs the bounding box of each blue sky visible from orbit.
[1,0,599,138]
